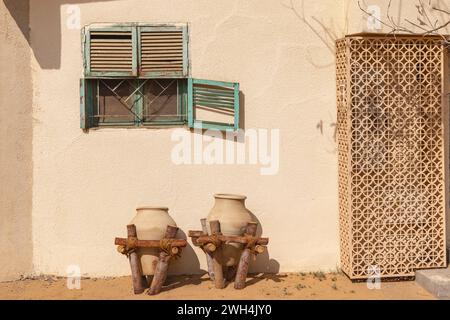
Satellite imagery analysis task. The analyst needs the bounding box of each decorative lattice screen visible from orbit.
[336,34,447,279]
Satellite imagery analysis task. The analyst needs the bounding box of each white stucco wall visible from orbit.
[29,0,344,277]
[8,0,446,278]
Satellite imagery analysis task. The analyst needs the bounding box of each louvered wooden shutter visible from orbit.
[84,26,137,77]
[187,79,239,131]
[138,25,188,78]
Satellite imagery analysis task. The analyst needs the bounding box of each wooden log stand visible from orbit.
[189,220,269,290]
[115,224,187,295]
[200,218,215,281]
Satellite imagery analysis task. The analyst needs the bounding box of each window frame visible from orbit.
[187,78,240,131]
[81,23,241,131]
[82,78,188,128]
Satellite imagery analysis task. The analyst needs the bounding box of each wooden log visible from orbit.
[115,237,187,248]
[188,230,204,248]
[204,242,217,252]
[171,246,179,255]
[194,235,269,246]
[255,245,266,254]
[234,222,258,290]
[210,220,225,289]
[188,230,204,238]
[126,224,148,294]
[201,218,215,281]
[188,230,202,247]
[148,225,179,295]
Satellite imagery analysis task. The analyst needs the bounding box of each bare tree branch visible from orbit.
[358,1,413,33]
[432,6,450,15]
[282,0,336,54]
[358,0,450,45]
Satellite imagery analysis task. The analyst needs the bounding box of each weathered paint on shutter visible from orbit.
[80,79,96,129]
[138,25,188,78]
[83,26,137,77]
[187,78,239,131]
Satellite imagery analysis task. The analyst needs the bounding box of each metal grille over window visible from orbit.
[86,79,185,126]
[96,79,141,124]
[143,79,183,122]
[336,35,447,279]
[89,31,133,73]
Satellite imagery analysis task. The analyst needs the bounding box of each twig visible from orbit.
[282,0,336,54]
[358,0,450,45]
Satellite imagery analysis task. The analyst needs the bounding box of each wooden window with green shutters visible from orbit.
[80,23,240,131]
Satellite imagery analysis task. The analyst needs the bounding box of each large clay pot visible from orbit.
[129,206,176,275]
[206,194,252,267]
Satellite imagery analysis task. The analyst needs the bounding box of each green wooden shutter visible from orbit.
[80,79,96,129]
[83,25,137,77]
[138,25,188,78]
[187,78,239,131]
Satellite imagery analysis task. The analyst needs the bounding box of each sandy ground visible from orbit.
[0,272,433,300]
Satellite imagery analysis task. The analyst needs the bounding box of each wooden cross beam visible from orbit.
[188,232,269,247]
[115,237,187,249]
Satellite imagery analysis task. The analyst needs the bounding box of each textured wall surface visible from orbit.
[29,0,342,277]
[1,0,448,280]
[0,0,33,281]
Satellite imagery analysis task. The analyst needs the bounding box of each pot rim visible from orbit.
[136,206,169,211]
[214,193,247,200]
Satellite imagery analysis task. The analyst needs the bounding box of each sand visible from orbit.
[0,272,433,300]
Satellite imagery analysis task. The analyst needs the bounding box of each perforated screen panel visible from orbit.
[336,35,447,279]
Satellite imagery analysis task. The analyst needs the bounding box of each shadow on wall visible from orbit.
[169,211,280,276]
[239,91,245,130]
[168,205,280,276]
[0,0,33,281]
[169,229,201,275]
[247,210,280,274]
[3,0,29,39]
[3,0,118,70]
